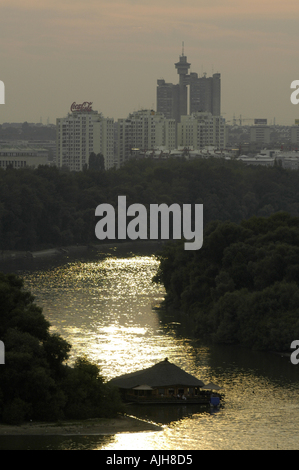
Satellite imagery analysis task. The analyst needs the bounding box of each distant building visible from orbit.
[27,140,56,162]
[156,80,180,123]
[56,102,115,171]
[157,47,221,122]
[117,109,176,166]
[237,154,275,167]
[177,112,226,150]
[0,146,48,169]
[238,149,299,169]
[290,125,299,145]
[189,72,221,116]
[250,123,271,144]
[274,150,299,169]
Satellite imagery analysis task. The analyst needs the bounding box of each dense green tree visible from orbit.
[154,212,299,351]
[2,157,299,250]
[89,152,105,171]
[61,356,123,419]
[0,273,123,424]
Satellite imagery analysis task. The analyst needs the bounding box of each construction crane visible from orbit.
[239,115,255,126]
[232,115,255,126]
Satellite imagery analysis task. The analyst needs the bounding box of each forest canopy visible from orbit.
[153,212,299,351]
[2,157,299,250]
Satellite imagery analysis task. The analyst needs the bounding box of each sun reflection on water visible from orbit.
[21,255,193,379]
[17,251,299,450]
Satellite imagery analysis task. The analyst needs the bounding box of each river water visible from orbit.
[1,243,299,450]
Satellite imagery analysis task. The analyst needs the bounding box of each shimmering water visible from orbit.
[1,244,299,450]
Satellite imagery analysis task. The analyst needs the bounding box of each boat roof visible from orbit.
[109,358,205,389]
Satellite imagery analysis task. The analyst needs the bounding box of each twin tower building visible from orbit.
[157,48,221,122]
[56,50,223,171]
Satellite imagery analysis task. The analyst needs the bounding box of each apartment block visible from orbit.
[117,110,176,166]
[56,103,115,171]
[177,112,226,149]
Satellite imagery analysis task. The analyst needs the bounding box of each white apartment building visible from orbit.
[177,112,226,150]
[56,103,115,171]
[117,110,176,166]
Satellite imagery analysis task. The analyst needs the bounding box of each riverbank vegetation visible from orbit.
[153,212,299,351]
[0,273,124,424]
[2,157,299,250]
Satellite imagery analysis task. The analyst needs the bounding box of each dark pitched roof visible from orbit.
[109,358,205,389]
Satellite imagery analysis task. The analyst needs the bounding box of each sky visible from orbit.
[0,0,299,125]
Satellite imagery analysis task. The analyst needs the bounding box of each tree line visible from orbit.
[2,157,299,250]
[153,212,299,351]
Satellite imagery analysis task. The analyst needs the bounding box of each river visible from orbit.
[0,243,299,450]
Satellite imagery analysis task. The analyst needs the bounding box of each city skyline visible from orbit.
[0,0,299,126]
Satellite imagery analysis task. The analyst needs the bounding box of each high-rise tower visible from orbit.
[157,48,221,122]
[174,44,191,119]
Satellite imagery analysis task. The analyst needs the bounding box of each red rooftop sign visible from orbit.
[70,101,93,112]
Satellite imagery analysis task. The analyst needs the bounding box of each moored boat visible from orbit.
[109,358,223,406]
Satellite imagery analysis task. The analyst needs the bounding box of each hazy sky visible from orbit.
[1,0,299,125]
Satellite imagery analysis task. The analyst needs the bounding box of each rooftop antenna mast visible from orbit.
[182,41,184,56]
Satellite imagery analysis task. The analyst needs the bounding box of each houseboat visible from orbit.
[109,358,222,407]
